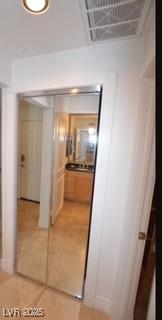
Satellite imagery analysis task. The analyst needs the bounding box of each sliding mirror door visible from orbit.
[17,97,54,283]
[47,93,100,298]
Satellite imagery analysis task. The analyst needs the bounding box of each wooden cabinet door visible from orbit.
[74,173,93,203]
[64,171,75,200]
[64,170,93,203]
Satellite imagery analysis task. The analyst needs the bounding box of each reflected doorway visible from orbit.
[17,97,54,283]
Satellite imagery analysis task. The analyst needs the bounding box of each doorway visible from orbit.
[16,87,102,299]
[18,100,43,202]
[134,182,156,319]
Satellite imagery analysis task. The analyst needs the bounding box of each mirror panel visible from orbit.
[46,94,100,297]
[17,97,53,283]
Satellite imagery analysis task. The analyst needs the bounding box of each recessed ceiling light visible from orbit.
[19,47,24,53]
[70,88,79,94]
[22,0,50,15]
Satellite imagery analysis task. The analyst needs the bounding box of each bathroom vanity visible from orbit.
[64,165,94,203]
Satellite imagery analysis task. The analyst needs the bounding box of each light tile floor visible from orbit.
[47,201,90,297]
[0,272,110,320]
[17,200,90,297]
[17,200,48,283]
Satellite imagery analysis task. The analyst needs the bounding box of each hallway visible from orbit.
[0,0,155,318]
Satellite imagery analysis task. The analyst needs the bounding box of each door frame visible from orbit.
[1,74,117,313]
[125,56,155,320]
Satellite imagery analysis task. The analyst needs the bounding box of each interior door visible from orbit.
[134,184,156,320]
[52,113,68,223]
[20,120,42,202]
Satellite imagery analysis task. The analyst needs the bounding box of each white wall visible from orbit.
[112,74,155,320]
[1,89,18,273]
[1,22,154,320]
[0,59,14,246]
[60,94,99,114]
[25,96,51,108]
[12,39,142,93]
[0,55,11,86]
[111,2,155,320]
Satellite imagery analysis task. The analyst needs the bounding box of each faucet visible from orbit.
[82,160,87,168]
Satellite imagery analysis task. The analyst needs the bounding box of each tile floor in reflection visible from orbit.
[17,200,90,297]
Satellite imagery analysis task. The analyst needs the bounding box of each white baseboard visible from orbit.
[38,218,49,229]
[84,289,111,316]
[84,289,95,308]
[95,295,112,315]
[0,258,15,274]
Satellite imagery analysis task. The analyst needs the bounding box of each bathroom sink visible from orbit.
[74,167,93,172]
[65,164,94,173]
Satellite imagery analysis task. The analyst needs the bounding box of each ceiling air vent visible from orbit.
[80,0,152,42]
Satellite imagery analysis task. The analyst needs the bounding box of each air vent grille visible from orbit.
[91,21,138,41]
[81,0,148,42]
[88,2,144,27]
[86,0,129,10]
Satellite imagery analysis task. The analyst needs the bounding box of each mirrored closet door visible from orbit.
[17,88,101,298]
[17,96,54,283]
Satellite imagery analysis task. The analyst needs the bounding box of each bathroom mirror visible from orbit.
[68,114,98,165]
[17,90,101,299]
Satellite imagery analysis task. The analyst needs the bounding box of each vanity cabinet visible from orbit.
[64,170,94,203]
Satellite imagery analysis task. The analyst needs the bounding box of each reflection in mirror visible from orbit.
[17,96,54,283]
[69,114,98,164]
[47,93,100,298]
[17,90,101,299]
